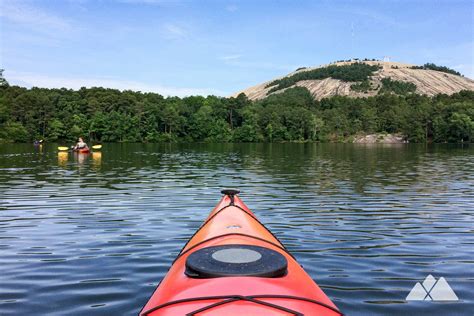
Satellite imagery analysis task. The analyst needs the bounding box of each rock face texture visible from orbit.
[353,133,406,144]
[233,61,474,101]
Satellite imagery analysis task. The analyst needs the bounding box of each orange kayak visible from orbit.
[140,190,342,316]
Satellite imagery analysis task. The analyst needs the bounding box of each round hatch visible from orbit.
[185,244,288,278]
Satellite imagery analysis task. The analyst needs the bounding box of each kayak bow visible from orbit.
[57,147,90,153]
[75,148,90,153]
[140,189,342,316]
[57,144,100,153]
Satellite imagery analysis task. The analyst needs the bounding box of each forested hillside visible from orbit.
[1,75,473,143]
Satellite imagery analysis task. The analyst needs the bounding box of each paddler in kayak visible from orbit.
[73,137,89,152]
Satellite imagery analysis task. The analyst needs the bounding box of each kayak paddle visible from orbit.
[58,145,100,151]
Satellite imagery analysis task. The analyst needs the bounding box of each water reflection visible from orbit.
[0,143,472,316]
[73,152,90,165]
[34,144,44,153]
[58,152,68,167]
[92,152,102,169]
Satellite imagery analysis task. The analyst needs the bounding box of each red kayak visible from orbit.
[140,189,342,315]
[74,148,90,153]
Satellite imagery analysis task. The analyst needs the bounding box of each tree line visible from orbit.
[0,74,473,144]
[411,63,462,76]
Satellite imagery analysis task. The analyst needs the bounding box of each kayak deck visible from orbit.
[140,191,342,315]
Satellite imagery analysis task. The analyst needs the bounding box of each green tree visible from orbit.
[448,112,473,142]
[47,119,66,141]
[162,104,181,135]
[310,115,325,141]
[207,118,232,142]
[190,104,214,140]
[265,123,273,142]
[0,69,9,87]
[2,121,29,142]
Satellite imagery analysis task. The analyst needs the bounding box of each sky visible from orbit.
[0,0,473,97]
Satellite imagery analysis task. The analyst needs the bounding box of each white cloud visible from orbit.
[219,54,242,61]
[161,23,187,39]
[226,4,238,12]
[7,71,225,97]
[0,0,73,33]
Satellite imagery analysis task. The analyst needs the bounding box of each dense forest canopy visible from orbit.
[1,69,473,143]
[379,78,417,95]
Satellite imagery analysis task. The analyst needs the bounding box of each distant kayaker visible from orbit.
[73,137,89,151]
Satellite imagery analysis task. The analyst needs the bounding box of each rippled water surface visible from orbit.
[1,143,473,315]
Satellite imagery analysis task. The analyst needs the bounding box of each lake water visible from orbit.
[0,143,473,315]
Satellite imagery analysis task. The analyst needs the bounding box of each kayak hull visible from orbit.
[141,194,341,316]
[75,148,90,153]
